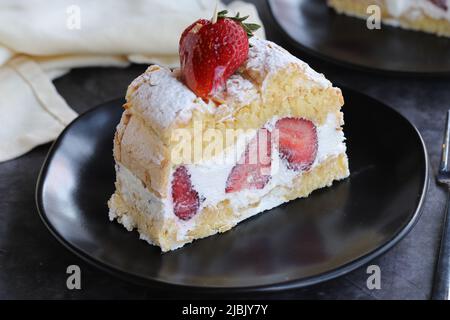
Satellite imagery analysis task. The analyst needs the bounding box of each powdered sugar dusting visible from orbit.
[223,75,260,106]
[126,65,210,128]
[246,37,332,88]
[126,39,333,128]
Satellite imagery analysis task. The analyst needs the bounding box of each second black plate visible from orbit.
[36,88,428,292]
[268,0,450,74]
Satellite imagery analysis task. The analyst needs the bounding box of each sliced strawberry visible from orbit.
[428,0,448,10]
[275,118,318,171]
[171,166,200,220]
[179,11,260,99]
[225,129,272,193]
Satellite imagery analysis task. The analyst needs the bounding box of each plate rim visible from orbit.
[266,0,450,76]
[35,90,430,293]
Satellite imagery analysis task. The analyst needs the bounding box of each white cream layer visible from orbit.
[385,0,450,21]
[112,163,170,223]
[187,113,346,211]
[113,112,346,241]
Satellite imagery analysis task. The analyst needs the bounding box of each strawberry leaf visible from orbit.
[217,11,261,38]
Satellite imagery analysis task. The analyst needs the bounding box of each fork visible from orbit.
[432,110,450,300]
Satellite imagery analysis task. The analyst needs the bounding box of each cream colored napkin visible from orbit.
[0,0,264,162]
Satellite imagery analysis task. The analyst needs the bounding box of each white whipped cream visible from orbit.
[113,163,171,220]
[385,0,450,21]
[386,0,415,17]
[186,112,346,212]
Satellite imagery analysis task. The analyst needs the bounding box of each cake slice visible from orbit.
[328,0,450,37]
[108,12,349,252]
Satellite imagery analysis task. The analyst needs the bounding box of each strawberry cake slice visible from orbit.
[108,11,349,252]
[328,0,450,37]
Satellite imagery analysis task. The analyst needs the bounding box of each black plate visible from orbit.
[36,88,428,292]
[268,0,450,74]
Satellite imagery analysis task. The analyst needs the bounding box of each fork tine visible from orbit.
[440,110,450,173]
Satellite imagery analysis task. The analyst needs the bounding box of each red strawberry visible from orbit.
[225,129,272,193]
[429,0,448,10]
[179,11,260,99]
[275,118,318,171]
[171,166,200,220]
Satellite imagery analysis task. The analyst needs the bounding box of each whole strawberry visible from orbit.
[179,10,260,99]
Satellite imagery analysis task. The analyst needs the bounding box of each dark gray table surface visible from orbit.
[1,1,449,300]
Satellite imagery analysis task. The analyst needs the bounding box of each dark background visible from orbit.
[1,0,449,299]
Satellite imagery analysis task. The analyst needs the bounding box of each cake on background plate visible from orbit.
[328,0,450,37]
[108,11,349,252]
